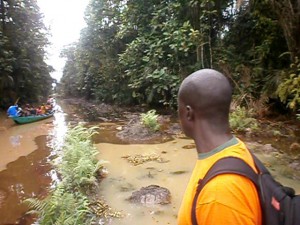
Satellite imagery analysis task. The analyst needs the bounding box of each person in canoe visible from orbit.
[45,102,53,113]
[20,104,31,116]
[7,104,21,117]
[40,103,46,114]
[29,105,38,115]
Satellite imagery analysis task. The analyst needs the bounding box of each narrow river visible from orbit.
[0,105,299,225]
[0,110,67,224]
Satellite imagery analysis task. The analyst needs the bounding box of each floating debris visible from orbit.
[182,144,195,149]
[89,199,123,218]
[122,153,169,165]
[170,170,188,175]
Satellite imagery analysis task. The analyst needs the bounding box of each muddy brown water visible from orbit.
[0,107,300,225]
[0,111,66,224]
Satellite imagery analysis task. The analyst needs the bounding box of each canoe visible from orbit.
[10,112,54,124]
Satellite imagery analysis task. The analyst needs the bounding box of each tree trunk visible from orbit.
[268,0,300,61]
[0,0,5,32]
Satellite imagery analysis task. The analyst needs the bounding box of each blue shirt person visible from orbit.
[7,105,20,117]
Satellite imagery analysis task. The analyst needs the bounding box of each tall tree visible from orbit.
[60,0,299,111]
[0,0,53,108]
[267,0,300,61]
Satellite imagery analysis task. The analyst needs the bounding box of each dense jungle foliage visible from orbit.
[0,0,53,109]
[1,0,299,113]
[58,0,300,113]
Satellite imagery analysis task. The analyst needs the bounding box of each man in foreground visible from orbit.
[177,69,262,225]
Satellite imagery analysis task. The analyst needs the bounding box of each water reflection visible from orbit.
[0,105,68,225]
[48,111,68,154]
[0,136,53,224]
[9,135,22,147]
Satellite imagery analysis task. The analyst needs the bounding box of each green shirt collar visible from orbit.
[198,136,238,159]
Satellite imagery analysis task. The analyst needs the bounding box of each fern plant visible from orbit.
[229,106,258,132]
[24,184,93,225]
[24,125,107,224]
[56,125,108,191]
[140,109,160,131]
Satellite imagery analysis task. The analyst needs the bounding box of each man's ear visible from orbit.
[186,105,194,121]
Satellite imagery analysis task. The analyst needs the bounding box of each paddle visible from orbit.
[14,97,20,105]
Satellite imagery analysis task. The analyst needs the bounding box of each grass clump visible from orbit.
[24,125,110,224]
[140,109,160,131]
[230,106,259,132]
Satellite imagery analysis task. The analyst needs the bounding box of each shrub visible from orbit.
[230,106,259,132]
[277,57,300,110]
[140,109,160,131]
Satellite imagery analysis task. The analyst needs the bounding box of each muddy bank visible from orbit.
[61,98,144,122]
[61,98,181,144]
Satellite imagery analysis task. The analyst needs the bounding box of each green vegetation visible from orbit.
[0,0,53,108]
[25,185,92,225]
[229,106,258,132]
[58,0,300,113]
[1,0,300,115]
[24,125,110,224]
[140,109,160,131]
[56,125,105,190]
[277,57,300,110]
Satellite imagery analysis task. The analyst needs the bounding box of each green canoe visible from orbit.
[10,112,54,124]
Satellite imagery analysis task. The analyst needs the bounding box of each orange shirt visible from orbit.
[177,137,262,225]
[40,105,46,114]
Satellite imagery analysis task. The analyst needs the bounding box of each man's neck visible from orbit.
[193,122,233,154]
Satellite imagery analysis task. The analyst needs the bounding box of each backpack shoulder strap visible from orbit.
[191,156,259,225]
[249,151,270,174]
[200,156,259,189]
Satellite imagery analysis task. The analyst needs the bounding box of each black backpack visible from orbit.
[191,152,300,225]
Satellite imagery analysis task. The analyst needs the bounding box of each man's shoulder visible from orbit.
[200,173,258,205]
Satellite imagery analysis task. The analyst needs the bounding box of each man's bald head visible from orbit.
[178,69,232,120]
